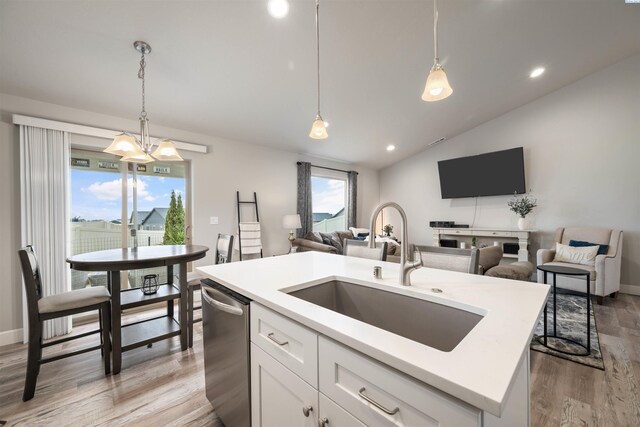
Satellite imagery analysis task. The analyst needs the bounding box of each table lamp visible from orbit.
[282,214,302,253]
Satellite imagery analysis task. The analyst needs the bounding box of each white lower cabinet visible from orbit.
[319,393,366,427]
[251,343,318,427]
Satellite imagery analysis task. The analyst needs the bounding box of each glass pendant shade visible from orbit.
[120,147,154,164]
[422,66,453,102]
[151,139,184,161]
[104,133,140,156]
[309,117,328,139]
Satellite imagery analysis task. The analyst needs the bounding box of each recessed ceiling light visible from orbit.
[529,67,545,78]
[386,145,396,152]
[267,0,289,19]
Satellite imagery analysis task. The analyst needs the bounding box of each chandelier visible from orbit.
[104,41,183,163]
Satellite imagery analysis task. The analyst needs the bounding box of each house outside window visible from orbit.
[311,170,347,233]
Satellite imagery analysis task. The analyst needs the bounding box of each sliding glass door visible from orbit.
[70,148,188,290]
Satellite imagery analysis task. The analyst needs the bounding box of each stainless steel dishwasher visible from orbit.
[202,279,251,427]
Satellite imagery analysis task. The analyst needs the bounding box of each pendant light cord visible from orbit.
[315,0,321,116]
[433,0,439,67]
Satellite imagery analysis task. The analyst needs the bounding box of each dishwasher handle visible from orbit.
[201,285,244,316]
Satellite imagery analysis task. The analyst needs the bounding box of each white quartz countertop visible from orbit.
[197,251,549,416]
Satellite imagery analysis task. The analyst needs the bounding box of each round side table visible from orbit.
[536,264,592,356]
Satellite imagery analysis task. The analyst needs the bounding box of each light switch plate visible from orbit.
[210,216,219,225]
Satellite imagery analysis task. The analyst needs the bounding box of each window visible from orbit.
[311,173,347,233]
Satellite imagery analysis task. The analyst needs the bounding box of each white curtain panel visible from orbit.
[20,125,71,340]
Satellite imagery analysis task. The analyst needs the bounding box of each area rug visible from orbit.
[530,289,604,370]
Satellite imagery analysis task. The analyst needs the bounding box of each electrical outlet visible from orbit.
[210,216,219,225]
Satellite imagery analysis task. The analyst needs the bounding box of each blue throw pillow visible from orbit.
[354,236,366,241]
[568,240,609,255]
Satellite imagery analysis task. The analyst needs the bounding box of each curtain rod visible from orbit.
[297,161,358,175]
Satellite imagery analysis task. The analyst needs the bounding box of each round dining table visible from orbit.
[67,244,209,374]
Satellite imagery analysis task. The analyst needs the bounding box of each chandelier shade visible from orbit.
[309,116,328,139]
[104,133,140,157]
[152,139,184,161]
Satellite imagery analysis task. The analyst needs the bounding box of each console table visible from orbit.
[431,227,535,262]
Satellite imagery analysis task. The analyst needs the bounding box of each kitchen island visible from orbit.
[198,251,549,426]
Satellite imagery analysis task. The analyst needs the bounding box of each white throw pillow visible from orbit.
[349,227,370,237]
[553,243,598,266]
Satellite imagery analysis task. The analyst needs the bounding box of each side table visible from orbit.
[536,264,591,356]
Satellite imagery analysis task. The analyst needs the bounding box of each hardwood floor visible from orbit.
[1,294,639,426]
[530,293,640,427]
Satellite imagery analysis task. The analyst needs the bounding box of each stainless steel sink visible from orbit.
[287,280,483,352]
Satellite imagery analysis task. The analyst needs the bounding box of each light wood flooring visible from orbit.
[1,294,639,426]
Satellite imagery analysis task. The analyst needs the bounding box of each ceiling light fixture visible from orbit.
[530,67,545,78]
[421,0,453,102]
[386,145,396,152]
[104,41,183,163]
[267,0,290,19]
[309,0,328,140]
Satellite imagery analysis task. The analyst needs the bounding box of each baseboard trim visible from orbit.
[620,284,640,296]
[0,328,24,347]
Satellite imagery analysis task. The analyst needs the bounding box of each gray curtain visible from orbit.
[297,162,313,237]
[347,171,358,228]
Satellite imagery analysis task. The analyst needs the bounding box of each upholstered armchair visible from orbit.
[537,227,623,304]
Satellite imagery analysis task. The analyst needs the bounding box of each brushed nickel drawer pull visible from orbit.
[358,387,400,415]
[302,405,313,417]
[318,417,329,426]
[267,332,288,346]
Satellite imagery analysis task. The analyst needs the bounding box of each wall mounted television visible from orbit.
[437,147,526,199]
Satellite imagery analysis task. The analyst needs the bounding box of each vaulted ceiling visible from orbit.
[1,0,639,169]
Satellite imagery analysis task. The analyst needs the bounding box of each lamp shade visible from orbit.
[151,139,184,161]
[421,67,453,102]
[120,148,155,164]
[309,118,328,139]
[104,133,140,156]
[282,214,302,230]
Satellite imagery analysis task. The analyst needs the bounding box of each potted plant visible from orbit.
[383,224,394,237]
[508,192,537,230]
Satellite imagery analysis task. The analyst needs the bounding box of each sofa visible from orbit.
[537,227,623,304]
[294,230,401,260]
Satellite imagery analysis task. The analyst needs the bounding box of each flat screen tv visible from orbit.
[438,147,526,199]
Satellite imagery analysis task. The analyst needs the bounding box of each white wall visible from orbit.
[0,93,380,338]
[380,54,640,291]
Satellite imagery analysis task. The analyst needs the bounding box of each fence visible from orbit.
[70,223,166,290]
[312,214,346,233]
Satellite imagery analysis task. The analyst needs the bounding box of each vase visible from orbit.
[517,217,532,230]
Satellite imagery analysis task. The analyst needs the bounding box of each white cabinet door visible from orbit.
[319,393,366,427]
[251,343,318,427]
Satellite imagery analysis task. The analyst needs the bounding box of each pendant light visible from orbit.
[422,0,453,102]
[105,41,183,163]
[309,0,328,139]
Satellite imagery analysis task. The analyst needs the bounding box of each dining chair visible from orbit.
[414,245,480,274]
[187,234,234,347]
[343,239,388,261]
[18,245,111,401]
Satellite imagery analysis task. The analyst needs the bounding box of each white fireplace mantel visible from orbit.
[431,227,535,262]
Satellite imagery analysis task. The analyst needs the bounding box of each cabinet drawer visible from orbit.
[319,337,480,427]
[472,230,513,238]
[251,303,318,387]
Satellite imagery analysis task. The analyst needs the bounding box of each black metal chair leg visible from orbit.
[23,322,42,401]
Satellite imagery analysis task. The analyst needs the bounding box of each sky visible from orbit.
[71,169,185,222]
[311,176,345,215]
